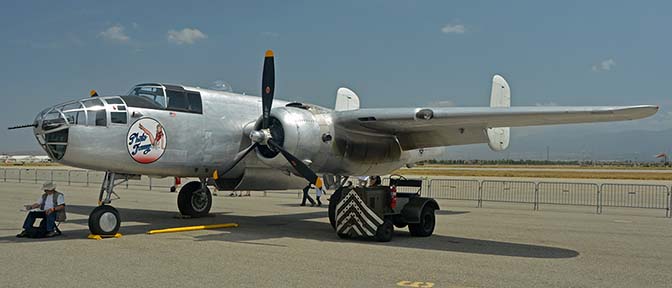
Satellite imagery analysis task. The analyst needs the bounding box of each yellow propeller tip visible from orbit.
[90,90,98,97]
[265,50,274,57]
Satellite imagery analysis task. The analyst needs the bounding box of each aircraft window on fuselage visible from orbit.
[187,93,202,113]
[63,111,77,125]
[82,99,104,109]
[95,110,107,126]
[76,111,86,125]
[103,98,124,105]
[61,102,83,112]
[166,90,189,111]
[110,112,127,124]
[42,111,66,130]
[47,144,66,160]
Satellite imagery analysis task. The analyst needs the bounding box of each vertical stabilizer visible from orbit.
[335,87,360,111]
[486,75,511,151]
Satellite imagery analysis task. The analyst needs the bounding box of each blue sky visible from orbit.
[1,1,671,155]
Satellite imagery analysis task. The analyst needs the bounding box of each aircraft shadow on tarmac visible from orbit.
[2,205,579,259]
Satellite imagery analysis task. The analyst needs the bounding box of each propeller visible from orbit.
[213,50,321,187]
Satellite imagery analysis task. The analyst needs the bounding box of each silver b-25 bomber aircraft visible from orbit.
[9,50,658,235]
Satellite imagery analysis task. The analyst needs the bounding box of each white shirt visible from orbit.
[37,193,65,210]
[315,187,324,197]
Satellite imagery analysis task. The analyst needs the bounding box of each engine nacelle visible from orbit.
[255,106,326,173]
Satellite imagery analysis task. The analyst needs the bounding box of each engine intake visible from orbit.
[255,107,322,170]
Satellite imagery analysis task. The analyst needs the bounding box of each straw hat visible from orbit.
[42,181,56,191]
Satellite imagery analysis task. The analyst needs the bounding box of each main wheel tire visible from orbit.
[409,206,436,237]
[328,188,344,230]
[177,181,212,217]
[88,205,121,235]
[375,219,394,242]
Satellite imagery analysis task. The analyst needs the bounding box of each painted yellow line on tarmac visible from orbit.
[147,223,239,235]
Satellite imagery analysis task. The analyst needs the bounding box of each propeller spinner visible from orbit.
[213,50,320,187]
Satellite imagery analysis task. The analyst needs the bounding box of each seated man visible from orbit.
[16,182,66,238]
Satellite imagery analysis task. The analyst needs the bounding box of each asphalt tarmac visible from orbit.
[1,181,671,288]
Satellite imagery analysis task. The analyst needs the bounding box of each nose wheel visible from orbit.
[89,171,126,235]
[89,205,121,235]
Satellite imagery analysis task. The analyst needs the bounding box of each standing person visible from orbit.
[300,184,316,207]
[16,182,66,238]
[315,186,324,207]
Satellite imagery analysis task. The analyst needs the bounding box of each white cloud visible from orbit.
[99,25,129,42]
[167,28,207,45]
[441,24,466,34]
[592,58,616,72]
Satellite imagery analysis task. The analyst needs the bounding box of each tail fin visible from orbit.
[486,75,510,151]
[334,87,360,111]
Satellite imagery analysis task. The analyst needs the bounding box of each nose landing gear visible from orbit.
[88,172,125,235]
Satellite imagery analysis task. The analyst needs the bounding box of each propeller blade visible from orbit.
[261,50,275,129]
[212,143,259,180]
[267,139,319,185]
[8,123,37,130]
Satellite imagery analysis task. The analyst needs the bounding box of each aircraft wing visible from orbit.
[332,105,658,150]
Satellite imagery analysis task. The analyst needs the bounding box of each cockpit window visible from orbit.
[128,86,166,108]
[167,89,189,110]
[165,89,203,114]
[123,84,202,114]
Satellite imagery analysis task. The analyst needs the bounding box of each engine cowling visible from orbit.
[254,107,324,173]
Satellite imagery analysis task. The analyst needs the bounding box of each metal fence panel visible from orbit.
[600,184,669,210]
[538,182,599,207]
[68,170,89,186]
[52,169,69,185]
[36,169,52,183]
[4,169,20,182]
[481,180,536,204]
[20,169,38,183]
[87,171,106,185]
[429,179,480,200]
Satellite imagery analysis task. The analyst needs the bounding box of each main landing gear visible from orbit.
[177,180,212,217]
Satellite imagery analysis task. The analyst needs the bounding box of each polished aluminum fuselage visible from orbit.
[34,86,431,189]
